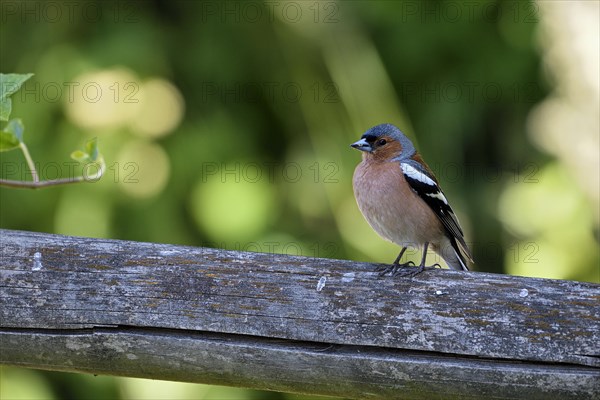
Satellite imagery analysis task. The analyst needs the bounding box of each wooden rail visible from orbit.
[1,229,599,399]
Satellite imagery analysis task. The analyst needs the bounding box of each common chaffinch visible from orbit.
[351,123,473,276]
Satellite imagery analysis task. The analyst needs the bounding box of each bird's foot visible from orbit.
[392,263,425,277]
[376,261,414,276]
[392,262,441,277]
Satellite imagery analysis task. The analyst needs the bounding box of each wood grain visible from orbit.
[1,229,599,399]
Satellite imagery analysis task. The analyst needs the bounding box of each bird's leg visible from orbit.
[393,242,439,277]
[376,247,414,276]
[392,247,411,265]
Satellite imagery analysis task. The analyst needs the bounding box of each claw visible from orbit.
[374,264,394,276]
[376,243,441,278]
[375,261,414,276]
[375,264,395,276]
[392,263,425,277]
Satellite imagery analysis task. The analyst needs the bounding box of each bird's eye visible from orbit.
[377,139,387,146]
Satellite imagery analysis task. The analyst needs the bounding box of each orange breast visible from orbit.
[352,159,444,247]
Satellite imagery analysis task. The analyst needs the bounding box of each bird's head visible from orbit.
[350,123,415,161]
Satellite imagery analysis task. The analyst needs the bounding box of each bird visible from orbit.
[351,123,473,276]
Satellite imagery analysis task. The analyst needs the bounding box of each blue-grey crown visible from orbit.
[362,123,415,158]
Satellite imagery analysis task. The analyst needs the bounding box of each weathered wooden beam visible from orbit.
[1,229,599,399]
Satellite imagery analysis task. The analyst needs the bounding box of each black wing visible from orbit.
[401,162,473,264]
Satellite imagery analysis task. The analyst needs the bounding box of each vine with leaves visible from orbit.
[0,73,104,189]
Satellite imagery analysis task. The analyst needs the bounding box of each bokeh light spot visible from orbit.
[116,140,170,198]
[498,162,590,237]
[0,367,55,400]
[190,170,277,243]
[129,78,185,138]
[499,162,598,280]
[65,68,141,131]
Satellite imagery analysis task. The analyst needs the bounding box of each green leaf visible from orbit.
[0,98,11,122]
[4,118,24,142]
[0,130,20,152]
[71,138,101,163]
[85,137,99,161]
[70,150,90,163]
[0,73,34,100]
[0,73,34,121]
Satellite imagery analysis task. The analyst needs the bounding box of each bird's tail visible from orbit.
[436,238,472,271]
[447,247,469,271]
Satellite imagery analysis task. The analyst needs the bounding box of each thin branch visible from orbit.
[18,142,39,183]
[0,161,105,189]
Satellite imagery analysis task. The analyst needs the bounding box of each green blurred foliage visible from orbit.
[1,0,598,399]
